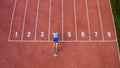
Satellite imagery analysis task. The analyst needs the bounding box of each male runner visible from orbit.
[53,32,59,56]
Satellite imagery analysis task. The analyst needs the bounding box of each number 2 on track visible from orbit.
[27,32,31,37]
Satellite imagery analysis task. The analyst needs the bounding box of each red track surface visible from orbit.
[0,0,120,68]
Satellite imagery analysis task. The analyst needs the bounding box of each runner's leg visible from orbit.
[54,42,58,56]
[55,43,58,54]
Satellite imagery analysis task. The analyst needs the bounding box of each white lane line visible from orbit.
[8,0,17,41]
[96,0,104,41]
[48,0,52,41]
[8,40,52,42]
[34,0,40,41]
[73,0,78,41]
[62,0,64,41]
[60,40,117,42]
[85,0,91,41]
[116,41,120,61]
[108,0,118,41]
[108,0,120,61]
[8,40,117,42]
[21,0,29,40]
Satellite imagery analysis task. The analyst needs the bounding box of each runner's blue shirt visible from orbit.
[53,32,58,38]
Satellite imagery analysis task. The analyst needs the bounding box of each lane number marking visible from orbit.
[15,32,18,37]
[27,32,31,37]
[40,32,44,37]
[81,32,85,37]
[107,32,111,37]
[94,32,98,37]
[68,32,72,37]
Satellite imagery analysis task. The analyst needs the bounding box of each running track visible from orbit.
[0,0,120,68]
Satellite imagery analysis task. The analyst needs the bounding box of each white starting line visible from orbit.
[8,0,117,43]
[7,0,120,61]
[8,39,117,42]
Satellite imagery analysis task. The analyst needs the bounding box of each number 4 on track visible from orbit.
[27,32,31,37]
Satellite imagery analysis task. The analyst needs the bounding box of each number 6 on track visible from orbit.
[68,32,71,37]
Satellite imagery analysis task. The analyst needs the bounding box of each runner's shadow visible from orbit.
[58,42,66,52]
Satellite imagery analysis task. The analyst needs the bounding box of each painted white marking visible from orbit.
[27,32,31,37]
[94,32,98,37]
[48,0,52,41]
[62,0,64,41]
[85,0,91,40]
[73,0,78,41]
[108,0,120,60]
[8,39,117,43]
[96,0,104,40]
[107,32,111,37]
[68,32,72,37]
[34,0,40,40]
[40,32,44,37]
[21,0,29,40]
[108,0,117,40]
[61,40,117,42]
[8,0,17,41]
[81,32,85,37]
[15,32,18,37]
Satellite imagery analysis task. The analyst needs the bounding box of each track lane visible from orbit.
[22,0,38,40]
[36,0,50,41]
[63,0,76,41]
[76,0,89,40]
[50,0,62,41]
[87,0,103,40]
[10,0,26,40]
[99,0,116,40]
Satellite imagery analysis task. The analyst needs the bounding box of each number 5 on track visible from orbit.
[81,32,85,37]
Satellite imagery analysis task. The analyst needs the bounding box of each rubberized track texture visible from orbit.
[0,0,120,68]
